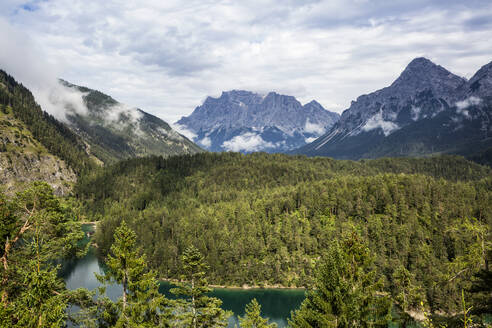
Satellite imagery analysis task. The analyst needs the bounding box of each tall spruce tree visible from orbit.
[95,221,172,327]
[289,233,391,328]
[0,182,87,327]
[468,249,492,317]
[238,298,277,328]
[391,265,425,312]
[171,245,230,328]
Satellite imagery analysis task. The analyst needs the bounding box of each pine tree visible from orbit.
[391,265,425,312]
[95,221,172,327]
[171,245,231,327]
[0,182,87,327]
[11,261,67,327]
[289,233,391,328]
[238,298,277,328]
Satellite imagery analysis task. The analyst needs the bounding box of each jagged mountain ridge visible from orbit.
[295,57,492,161]
[61,80,203,164]
[176,90,340,153]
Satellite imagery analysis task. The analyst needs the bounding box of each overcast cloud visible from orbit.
[1,0,492,124]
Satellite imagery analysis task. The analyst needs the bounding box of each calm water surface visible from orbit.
[61,226,438,327]
[61,226,305,327]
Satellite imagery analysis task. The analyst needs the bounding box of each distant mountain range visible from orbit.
[60,80,202,164]
[176,90,339,153]
[3,55,492,178]
[295,57,492,163]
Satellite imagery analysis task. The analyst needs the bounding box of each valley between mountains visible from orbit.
[1,57,491,327]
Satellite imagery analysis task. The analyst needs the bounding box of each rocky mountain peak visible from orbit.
[390,57,466,97]
[205,90,264,108]
[295,57,492,161]
[176,90,340,153]
[467,60,492,97]
[262,91,299,108]
[304,100,323,109]
[221,90,257,99]
[472,60,492,77]
[405,56,435,69]
[398,57,444,78]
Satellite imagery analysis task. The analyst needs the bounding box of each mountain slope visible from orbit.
[0,105,75,195]
[0,70,96,173]
[176,90,339,153]
[296,58,492,160]
[61,80,203,164]
[0,70,93,194]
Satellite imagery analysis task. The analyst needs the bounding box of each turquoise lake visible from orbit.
[60,226,305,327]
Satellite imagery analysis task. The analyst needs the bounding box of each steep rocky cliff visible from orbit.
[177,90,339,153]
[296,58,492,161]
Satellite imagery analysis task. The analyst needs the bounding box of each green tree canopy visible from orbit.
[94,221,172,327]
[171,245,231,328]
[238,298,277,328]
[289,233,391,328]
[0,182,87,327]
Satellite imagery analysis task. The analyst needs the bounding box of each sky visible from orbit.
[1,0,492,124]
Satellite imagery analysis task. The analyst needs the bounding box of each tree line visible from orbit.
[0,184,273,327]
[1,182,491,327]
[75,152,492,315]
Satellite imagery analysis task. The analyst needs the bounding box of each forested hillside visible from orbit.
[61,80,203,164]
[76,152,492,313]
[0,70,96,174]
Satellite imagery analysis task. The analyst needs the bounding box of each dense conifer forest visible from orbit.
[75,152,492,316]
[1,152,491,326]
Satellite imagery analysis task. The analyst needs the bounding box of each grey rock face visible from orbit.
[333,57,466,139]
[390,57,466,99]
[177,90,339,153]
[462,61,492,98]
[296,57,492,160]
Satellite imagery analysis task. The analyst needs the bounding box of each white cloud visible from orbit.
[411,105,421,121]
[1,1,492,126]
[362,110,400,136]
[455,96,481,119]
[172,123,198,140]
[386,111,397,121]
[0,17,90,122]
[37,83,89,121]
[304,136,317,143]
[304,119,326,135]
[103,103,142,126]
[456,108,470,119]
[222,132,274,152]
[199,136,211,148]
[158,127,183,141]
[456,96,481,110]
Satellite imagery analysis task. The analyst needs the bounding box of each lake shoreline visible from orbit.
[63,248,305,328]
[81,223,305,291]
[160,277,306,291]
